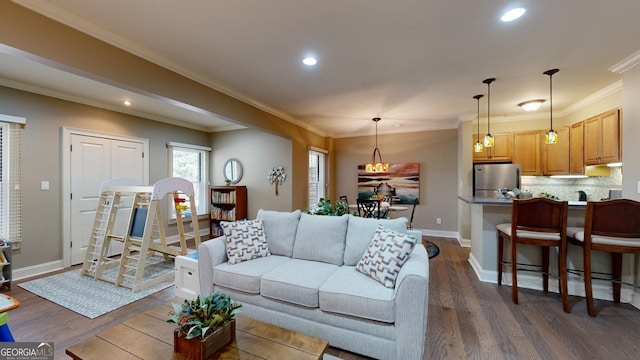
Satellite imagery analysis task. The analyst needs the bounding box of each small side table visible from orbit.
[175,252,200,299]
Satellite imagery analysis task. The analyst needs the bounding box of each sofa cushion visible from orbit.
[356,225,417,288]
[319,265,395,323]
[260,259,339,308]
[292,213,348,266]
[256,209,301,257]
[222,219,271,264]
[344,215,409,265]
[213,255,291,294]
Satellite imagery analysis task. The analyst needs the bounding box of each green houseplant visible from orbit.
[168,293,242,340]
[169,293,242,359]
[309,198,354,216]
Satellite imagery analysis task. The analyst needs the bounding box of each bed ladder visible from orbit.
[81,190,122,278]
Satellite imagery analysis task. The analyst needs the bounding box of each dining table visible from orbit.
[349,202,409,218]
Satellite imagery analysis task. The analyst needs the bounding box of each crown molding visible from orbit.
[458,80,623,124]
[562,80,622,115]
[12,0,328,137]
[609,49,640,74]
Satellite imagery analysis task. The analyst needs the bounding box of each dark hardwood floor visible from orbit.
[4,237,640,359]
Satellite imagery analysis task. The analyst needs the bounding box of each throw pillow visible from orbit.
[256,209,301,257]
[222,219,271,265]
[356,225,417,288]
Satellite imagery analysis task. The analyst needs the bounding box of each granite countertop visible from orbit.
[458,195,587,207]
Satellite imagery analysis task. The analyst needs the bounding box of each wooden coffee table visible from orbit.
[66,301,328,360]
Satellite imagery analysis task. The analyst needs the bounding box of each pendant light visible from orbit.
[473,94,484,153]
[365,117,389,172]
[544,68,559,144]
[482,78,496,147]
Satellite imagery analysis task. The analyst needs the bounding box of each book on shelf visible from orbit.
[211,190,236,203]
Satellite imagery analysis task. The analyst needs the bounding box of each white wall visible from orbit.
[210,128,293,217]
[622,65,640,200]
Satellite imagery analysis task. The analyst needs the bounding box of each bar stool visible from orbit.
[567,199,640,316]
[497,197,570,312]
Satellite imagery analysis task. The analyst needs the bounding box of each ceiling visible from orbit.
[5,0,640,137]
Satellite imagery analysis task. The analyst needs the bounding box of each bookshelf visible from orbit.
[0,241,12,290]
[210,186,247,238]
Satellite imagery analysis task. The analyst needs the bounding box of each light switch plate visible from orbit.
[41,181,49,191]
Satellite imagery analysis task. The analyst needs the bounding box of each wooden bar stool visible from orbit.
[567,199,640,316]
[497,197,570,312]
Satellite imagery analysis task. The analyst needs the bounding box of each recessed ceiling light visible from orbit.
[302,57,317,66]
[123,100,131,106]
[501,8,526,22]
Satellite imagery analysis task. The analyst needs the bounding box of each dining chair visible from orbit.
[567,199,640,316]
[407,198,419,230]
[339,195,349,204]
[357,199,383,219]
[496,197,569,312]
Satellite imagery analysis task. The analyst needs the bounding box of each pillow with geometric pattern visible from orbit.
[221,219,271,265]
[355,225,418,288]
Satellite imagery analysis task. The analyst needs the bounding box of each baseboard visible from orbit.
[13,260,65,282]
[420,229,459,239]
[632,289,640,310]
[468,253,496,283]
[468,258,637,306]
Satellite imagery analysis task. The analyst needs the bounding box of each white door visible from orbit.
[108,140,144,256]
[69,135,144,265]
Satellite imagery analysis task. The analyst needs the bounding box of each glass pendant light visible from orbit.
[365,117,389,172]
[544,68,559,144]
[482,78,496,147]
[473,94,484,153]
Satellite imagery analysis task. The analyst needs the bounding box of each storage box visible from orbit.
[175,252,200,299]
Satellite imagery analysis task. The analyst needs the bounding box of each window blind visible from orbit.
[0,119,24,250]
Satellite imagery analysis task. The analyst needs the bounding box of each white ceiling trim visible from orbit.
[562,80,622,115]
[458,80,623,124]
[608,49,640,74]
[13,0,329,137]
[0,76,217,132]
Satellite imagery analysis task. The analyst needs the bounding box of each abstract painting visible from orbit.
[357,163,420,204]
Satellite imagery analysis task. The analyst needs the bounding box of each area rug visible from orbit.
[19,257,174,319]
[424,240,440,259]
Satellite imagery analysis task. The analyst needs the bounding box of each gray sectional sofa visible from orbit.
[198,209,429,360]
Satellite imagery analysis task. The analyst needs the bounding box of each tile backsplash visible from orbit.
[520,167,622,201]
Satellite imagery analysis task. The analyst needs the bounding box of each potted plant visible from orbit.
[168,293,242,360]
[309,198,355,216]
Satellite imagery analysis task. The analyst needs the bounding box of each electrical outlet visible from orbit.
[436,217,442,225]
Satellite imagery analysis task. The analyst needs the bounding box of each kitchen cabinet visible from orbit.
[472,132,513,163]
[570,122,584,174]
[542,126,570,175]
[513,130,541,176]
[584,109,620,165]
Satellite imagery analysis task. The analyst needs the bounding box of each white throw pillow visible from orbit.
[356,225,417,288]
[222,219,271,265]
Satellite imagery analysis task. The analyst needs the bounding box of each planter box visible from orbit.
[173,319,236,360]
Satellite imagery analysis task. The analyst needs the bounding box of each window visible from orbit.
[167,142,211,219]
[308,148,327,210]
[0,115,25,250]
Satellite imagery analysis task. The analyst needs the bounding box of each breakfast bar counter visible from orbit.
[458,195,634,302]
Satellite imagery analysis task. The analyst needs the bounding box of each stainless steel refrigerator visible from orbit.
[473,164,521,197]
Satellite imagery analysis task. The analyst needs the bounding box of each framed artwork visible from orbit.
[357,163,420,204]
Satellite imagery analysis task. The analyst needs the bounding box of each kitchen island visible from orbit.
[458,195,635,304]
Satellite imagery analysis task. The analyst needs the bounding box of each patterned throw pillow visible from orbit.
[222,220,271,265]
[356,225,417,288]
